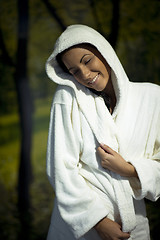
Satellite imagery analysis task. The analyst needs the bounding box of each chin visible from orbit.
[94,86,106,92]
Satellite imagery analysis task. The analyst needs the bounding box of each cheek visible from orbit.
[75,76,86,86]
[89,62,99,73]
[92,59,106,73]
[100,62,111,77]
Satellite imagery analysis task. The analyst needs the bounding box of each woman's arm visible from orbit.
[47,99,110,239]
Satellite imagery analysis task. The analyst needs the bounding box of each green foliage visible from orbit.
[0,184,20,240]
[0,1,17,114]
[0,98,53,240]
[118,0,160,84]
[0,64,17,114]
[0,112,20,188]
[0,0,17,60]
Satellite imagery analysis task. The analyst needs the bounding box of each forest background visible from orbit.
[0,0,160,239]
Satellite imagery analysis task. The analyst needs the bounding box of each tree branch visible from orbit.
[41,0,66,31]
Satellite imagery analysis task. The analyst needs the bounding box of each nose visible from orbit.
[80,66,91,80]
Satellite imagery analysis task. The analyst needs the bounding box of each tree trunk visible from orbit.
[108,0,120,49]
[15,0,33,238]
[89,0,120,49]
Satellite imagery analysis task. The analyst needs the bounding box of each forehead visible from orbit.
[61,44,98,62]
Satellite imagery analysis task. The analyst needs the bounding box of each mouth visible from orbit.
[88,73,99,85]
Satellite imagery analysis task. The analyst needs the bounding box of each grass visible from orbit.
[0,111,20,189]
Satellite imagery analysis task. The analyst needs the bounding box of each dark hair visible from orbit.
[56,52,69,73]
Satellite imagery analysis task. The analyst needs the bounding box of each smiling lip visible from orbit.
[88,74,99,85]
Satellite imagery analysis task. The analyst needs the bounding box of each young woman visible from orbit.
[46,24,160,240]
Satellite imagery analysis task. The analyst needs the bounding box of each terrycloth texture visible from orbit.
[46,24,160,239]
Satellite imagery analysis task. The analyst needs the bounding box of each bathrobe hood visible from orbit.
[46,24,129,118]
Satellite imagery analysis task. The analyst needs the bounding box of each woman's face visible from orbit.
[61,44,111,92]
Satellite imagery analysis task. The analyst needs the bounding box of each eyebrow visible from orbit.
[68,54,91,72]
[80,54,91,63]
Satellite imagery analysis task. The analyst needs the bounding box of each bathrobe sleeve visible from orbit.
[129,110,160,202]
[47,96,109,238]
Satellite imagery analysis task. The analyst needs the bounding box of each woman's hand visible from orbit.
[97,143,138,178]
[94,217,130,240]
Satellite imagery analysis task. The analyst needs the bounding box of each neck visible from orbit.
[102,78,116,113]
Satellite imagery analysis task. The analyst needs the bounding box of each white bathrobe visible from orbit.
[46,25,160,240]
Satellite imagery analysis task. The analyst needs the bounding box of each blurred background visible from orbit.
[0,0,160,239]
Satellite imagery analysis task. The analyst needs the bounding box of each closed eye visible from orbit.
[85,59,91,64]
[85,58,92,65]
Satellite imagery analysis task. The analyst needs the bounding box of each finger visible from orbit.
[100,143,114,154]
[97,147,113,161]
[121,231,130,239]
[97,146,107,157]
